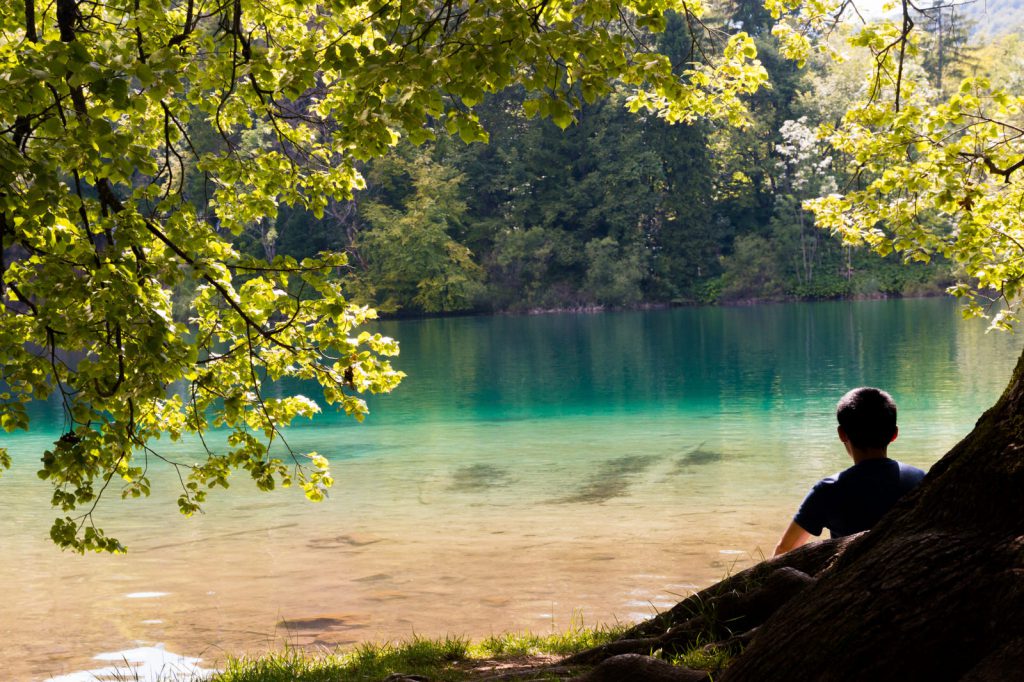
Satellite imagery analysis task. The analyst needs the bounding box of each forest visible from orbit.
[165,0,1021,317]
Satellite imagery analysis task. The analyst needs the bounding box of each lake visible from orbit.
[1,298,1020,681]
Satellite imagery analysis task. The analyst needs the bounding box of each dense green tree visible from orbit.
[447,87,531,257]
[719,233,785,300]
[916,0,979,94]
[452,95,669,309]
[273,201,353,263]
[249,5,959,314]
[583,236,647,306]
[0,0,767,550]
[357,153,484,313]
[974,32,1024,96]
[766,116,842,295]
[790,13,1023,329]
[644,10,719,300]
[708,7,805,248]
[642,115,720,300]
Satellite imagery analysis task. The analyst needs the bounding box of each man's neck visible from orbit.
[850,449,889,465]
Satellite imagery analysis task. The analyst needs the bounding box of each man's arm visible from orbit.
[774,520,812,557]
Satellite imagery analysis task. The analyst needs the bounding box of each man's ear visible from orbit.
[838,425,849,443]
[890,425,899,443]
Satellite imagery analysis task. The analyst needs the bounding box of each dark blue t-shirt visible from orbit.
[794,458,926,538]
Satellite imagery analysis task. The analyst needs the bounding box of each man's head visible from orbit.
[836,387,898,451]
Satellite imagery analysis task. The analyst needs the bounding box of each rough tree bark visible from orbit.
[568,348,1024,681]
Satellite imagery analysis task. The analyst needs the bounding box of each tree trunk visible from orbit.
[720,347,1024,681]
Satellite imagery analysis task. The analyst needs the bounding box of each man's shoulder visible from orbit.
[809,474,841,492]
[893,460,927,484]
[893,460,926,474]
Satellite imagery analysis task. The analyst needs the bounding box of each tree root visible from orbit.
[625,536,852,640]
[561,537,852,671]
[570,654,711,682]
[475,665,580,681]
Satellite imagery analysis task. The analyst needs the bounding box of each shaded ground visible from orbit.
[453,654,578,680]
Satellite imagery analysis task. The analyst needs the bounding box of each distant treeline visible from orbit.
[176,1,1023,317]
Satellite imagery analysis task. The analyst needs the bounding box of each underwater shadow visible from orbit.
[554,454,661,504]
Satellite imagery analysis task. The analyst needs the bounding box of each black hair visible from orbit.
[836,387,897,450]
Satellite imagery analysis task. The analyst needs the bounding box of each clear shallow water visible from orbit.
[1,299,1021,681]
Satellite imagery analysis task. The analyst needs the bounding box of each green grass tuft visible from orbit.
[668,641,735,673]
[475,620,627,658]
[208,621,627,682]
[212,635,470,682]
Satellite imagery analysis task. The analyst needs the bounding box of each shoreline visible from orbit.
[373,289,951,322]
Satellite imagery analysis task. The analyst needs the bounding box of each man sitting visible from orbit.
[774,387,926,556]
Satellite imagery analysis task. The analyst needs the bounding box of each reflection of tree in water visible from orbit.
[705,299,1013,415]
[364,300,1021,428]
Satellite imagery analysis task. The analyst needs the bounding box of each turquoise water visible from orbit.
[2,298,1021,681]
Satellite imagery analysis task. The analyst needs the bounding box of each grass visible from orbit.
[209,621,626,682]
[474,621,628,658]
[97,625,737,682]
[212,636,469,682]
[190,613,742,682]
[667,639,736,675]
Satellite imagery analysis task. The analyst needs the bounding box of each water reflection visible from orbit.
[46,646,215,682]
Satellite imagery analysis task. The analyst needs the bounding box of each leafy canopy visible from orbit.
[0,0,767,551]
[770,0,1024,330]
